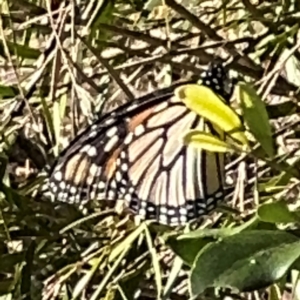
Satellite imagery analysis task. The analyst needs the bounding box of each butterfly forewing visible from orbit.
[49,92,175,203]
[49,62,233,225]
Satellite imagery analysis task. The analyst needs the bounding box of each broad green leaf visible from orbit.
[176,84,248,146]
[184,130,236,153]
[190,230,300,297]
[167,235,214,266]
[257,200,299,224]
[238,82,274,157]
[166,216,276,266]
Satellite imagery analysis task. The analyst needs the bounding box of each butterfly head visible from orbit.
[198,62,235,102]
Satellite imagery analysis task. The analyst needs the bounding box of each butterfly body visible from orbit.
[49,63,233,226]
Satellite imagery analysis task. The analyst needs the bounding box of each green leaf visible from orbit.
[258,171,292,194]
[166,216,276,266]
[167,234,214,266]
[0,253,25,273]
[0,279,14,296]
[189,230,300,297]
[267,101,296,119]
[0,41,40,59]
[90,0,116,45]
[176,84,248,146]
[184,130,236,153]
[238,82,274,157]
[257,200,299,224]
[0,85,19,98]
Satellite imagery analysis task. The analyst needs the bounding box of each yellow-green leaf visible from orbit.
[238,83,274,157]
[176,84,248,146]
[184,131,236,153]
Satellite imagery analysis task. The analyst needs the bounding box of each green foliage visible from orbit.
[190,230,300,296]
[1,0,300,299]
[238,82,275,157]
[177,84,248,147]
[184,130,235,153]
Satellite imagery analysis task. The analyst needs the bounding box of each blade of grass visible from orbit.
[90,246,130,300]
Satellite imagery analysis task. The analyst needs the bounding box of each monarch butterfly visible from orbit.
[49,62,234,226]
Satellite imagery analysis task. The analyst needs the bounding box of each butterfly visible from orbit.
[48,62,234,226]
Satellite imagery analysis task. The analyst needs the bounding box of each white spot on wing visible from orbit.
[104,118,115,126]
[90,164,100,176]
[89,130,98,138]
[139,208,146,216]
[107,190,115,199]
[104,136,119,152]
[124,132,133,145]
[70,186,77,194]
[87,146,97,157]
[98,181,105,189]
[53,171,62,181]
[106,126,118,137]
[180,215,187,223]
[147,206,155,212]
[179,207,187,215]
[140,201,147,208]
[170,217,179,224]
[160,206,167,214]
[215,191,223,198]
[80,145,97,157]
[121,163,128,171]
[115,171,122,181]
[51,185,58,193]
[167,209,175,216]
[126,102,139,112]
[124,194,132,202]
[159,214,168,224]
[59,181,66,190]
